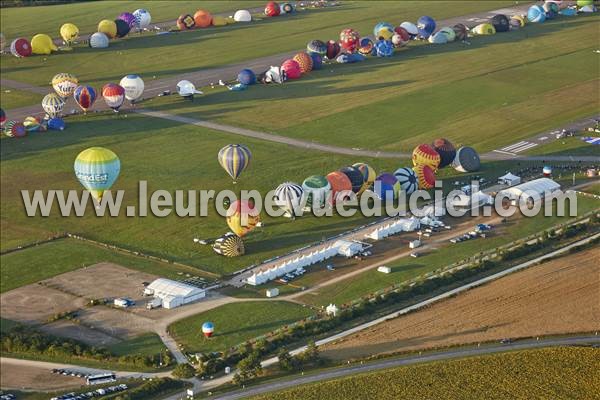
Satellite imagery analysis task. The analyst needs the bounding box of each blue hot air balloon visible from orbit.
[218,144,252,183]
[417,16,436,39]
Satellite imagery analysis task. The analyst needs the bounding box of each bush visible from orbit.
[172,363,196,379]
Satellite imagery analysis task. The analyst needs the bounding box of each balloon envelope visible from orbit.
[326,171,352,204]
[218,144,252,181]
[133,9,152,29]
[74,147,120,202]
[413,165,436,190]
[353,163,376,194]
[417,16,436,39]
[412,144,441,170]
[293,52,313,73]
[119,75,144,101]
[52,73,78,98]
[31,34,57,55]
[60,23,79,43]
[302,175,331,207]
[339,166,365,194]
[114,19,131,38]
[490,14,510,32]
[42,93,65,118]
[177,14,195,30]
[452,146,481,172]
[227,200,260,237]
[326,40,341,59]
[374,173,400,201]
[527,5,547,22]
[394,167,418,195]
[238,69,256,85]
[213,233,245,257]
[194,10,213,27]
[265,1,281,16]
[98,19,117,38]
[118,12,137,29]
[102,83,125,111]
[234,9,252,22]
[432,138,456,168]
[11,38,32,57]
[274,182,304,217]
[281,59,301,79]
[307,39,327,55]
[89,32,109,48]
[73,85,97,112]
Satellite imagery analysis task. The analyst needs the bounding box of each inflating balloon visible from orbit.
[218,144,252,182]
[274,182,304,217]
[417,16,436,39]
[339,166,365,194]
[119,75,144,103]
[74,147,120,202]
[339,28,360,53]
[102,83,125,111]
[60,23,79,45]
[213,233,245,257]
[42,93,65,118]
[194,10,213,27]
[23,116,42,132]
[48,117,66,131]
[227,200,260,237]
[353,163,376,194]
[212,16,227,26]
[412,144,441,170]
[265,1,281,17]
[133,9,152,30]
[4,121,26,138]
[374,39,394,56]
[118,12,137,29]
[490,14,510,32]
[437,27,456,42]
[472,23,496,35]
[336,53,366,63]
[394,167,418,195]
[326,171,352,204]
[527,5,547,23]
[238,69,256,85]
[73,85,97,113]
[310,53,323,70]
[374,173,400,201]
[358,37,374,55]
[302,175,331,208]
[177,14,195,30]
[510,15,526,29]
[52,73,78,98]
[373,22,394,41]
[543,2,559,18]
[234,10,252,22]
[429,31,448,44]
[280,2,294,14]
[452,23,468,41]
[399,22,418,39]
[98,19,117,39]
[325,40,341,59]
[202,321,215,337]
[114,19,131,38]
[452,146,481,172]
[176,80,202,98]
[31,34,57,55]
[413,164,436,189]
[307,39,327,55]
[431,138,456,168]
[89,32,109,48]
[281,59,301,79]
[293,52,313,73]
[392,27,410,47]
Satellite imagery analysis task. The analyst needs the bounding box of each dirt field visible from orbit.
[0,284,85,324]
[74,306,155,339]
[40,319,120,346]
[322,248,600,360]
[0,360,83,391]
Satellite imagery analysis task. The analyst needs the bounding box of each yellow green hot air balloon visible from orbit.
[52,73,78,98]
[74,147,121,202]
[60,23,79,46]
[31,33,58,55]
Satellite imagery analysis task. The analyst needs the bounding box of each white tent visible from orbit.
[334,240,364,257]
[246,274,257,286]
[498,178,560,204]
[326,304,339,316]
[498,172,521,186]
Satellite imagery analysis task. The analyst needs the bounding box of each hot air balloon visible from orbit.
[118,12,137,29]
[432,138,456,168]
[374,39,394,56]
[119,75,144,103]
[417,16,436,39]
[358,37,374,55]
[177,14,196,30]
[114,19,131,38]
[490,14,510,32]
[280,2,294,14]
[326,40,341,59]
[4,121,26,138]
[413,165,436,190]
[472,23,496,35]
[227,200,260,237]
[352,163,376,194]
[394,167,418,195]
[310,53,323,70]
[23,116,43,132]
[274,182,304,218]
[281,59,301,79]
[52,73,78,98]
[0,108,5,127]
[527,5,547,23]
[73,85,97,113]
[74,147,120,202]
[202,322,215,337]
[89,32,109,48]
[392,28,410,47]
[265,1,281,17]
[42,93,66,118]
[437,27,456,42]
[213,233,245,257]
[133,9,152,30]
[339,28,360,53]
[31,34,58,55]
[429,32,448,44]
[543,2,559,18]
[48,117,66,131]
[60,23,79,47]
[339,166,365,194]
[212,15,228,27]
[98,19,117,39]
[10,38,31,57]
[374,173,400,201]
[218,144,252,183]
[194,9,213,27]
[510,15,526,29]
[399,22,418,39]
[543,166,552,177]
[412,144,441,171]
[176,80,202,99]
[307,39,327,55]
[302,175,331,208]
[452,146,481,173]
[238,69,256,85]
[102,83,125,111]
[453,23,469,41]
[326,171,352,204]
[373,22,394,40]
[293,52,313,73]
[234,9,252,22]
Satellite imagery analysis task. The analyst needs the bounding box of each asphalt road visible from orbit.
[204,336,600,400]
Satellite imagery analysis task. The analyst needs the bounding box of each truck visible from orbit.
[146,298,162,309]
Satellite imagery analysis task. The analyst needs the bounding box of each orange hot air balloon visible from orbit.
[326,171,352,204]
[412,144,441,171]
[226,200,260,237]
[413,164,436,190]
[194,10,213,27]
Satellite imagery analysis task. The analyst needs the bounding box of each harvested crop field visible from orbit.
[0,285,84,324]
[40,319,119,346]
[0,359,83,391]
[322,248,600,360]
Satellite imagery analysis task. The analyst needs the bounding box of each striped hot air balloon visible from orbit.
[413,164,436,190]
[74,147,120,202]
[4,120,26,138]
[394,167,418,194]
[212,232,245,257]
[412,144,441,171]
[73,85,97,113]
[52,73,79,98]
[352,163,376,194]
[42,93,66,118]
[274,182,304,218]
[102,83,125,111]
[226,200,260,237]
[218,144,252,183]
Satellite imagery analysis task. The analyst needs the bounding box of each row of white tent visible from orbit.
[246,244,341,286]
[365,217,421,241]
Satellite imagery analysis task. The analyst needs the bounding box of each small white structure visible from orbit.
[498,172,521,186]
[326,303,339,317]
[114,298,130,308]
[409,240,421,249]
[498,178,561,204]
[145,279,205,309]
[377,266,391,274]
[334,240,364,257]
[450,190,493,209]
[266,288,279,298]
[365,217,420,240]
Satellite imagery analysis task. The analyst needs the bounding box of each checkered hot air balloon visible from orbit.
[73,85,97,113]
[218,144,252,183]
[42,93,66,118]
[52,73,79,98]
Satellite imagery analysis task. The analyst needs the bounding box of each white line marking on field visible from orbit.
[501,141,528,151]
[492,149,516,156]
[512,143,539,153]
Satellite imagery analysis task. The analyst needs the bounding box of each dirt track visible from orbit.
[321,247,600,360]
[0,360,84,391]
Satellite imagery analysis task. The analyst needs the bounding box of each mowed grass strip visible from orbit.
[169,301,314,354]
[108,332,167,357]
[147,15,599,153]
[0,238,204,293]
[0,2,512,88]
[248,347,600,400]
[0,86,41,110]
[0,112,404,274]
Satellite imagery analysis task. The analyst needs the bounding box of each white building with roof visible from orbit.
[498,178,561,205]
[498,172,521,186]
[144,278,205,309]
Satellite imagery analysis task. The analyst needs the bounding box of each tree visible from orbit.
[235,351,262,384]
[172,363,195,379]
[277,347,294,371]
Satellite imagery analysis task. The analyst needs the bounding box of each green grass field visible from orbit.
[0,86,41,110]
[0,238,208,293]
[169,301,314,354]
[0,2,513,89]
[248,347,600,400]
[108,332,167,357]
[526,136,600,157]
